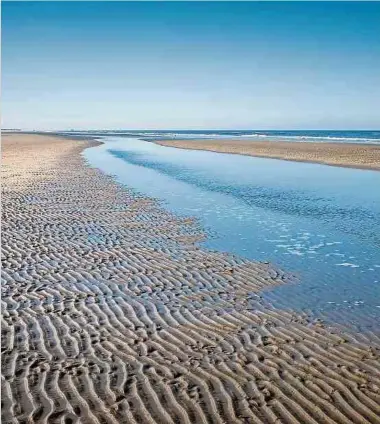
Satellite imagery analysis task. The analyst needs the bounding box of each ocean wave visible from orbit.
[55,130,380,144]
[239,134,380,144]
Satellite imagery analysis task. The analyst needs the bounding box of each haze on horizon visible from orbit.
[2,1,380,131]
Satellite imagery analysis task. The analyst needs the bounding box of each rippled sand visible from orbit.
[2,134,380,424]
[155,139,380,170]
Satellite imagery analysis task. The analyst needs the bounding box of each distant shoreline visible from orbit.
[154,139,380,171]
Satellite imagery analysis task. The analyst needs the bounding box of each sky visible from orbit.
[2,1,380,130]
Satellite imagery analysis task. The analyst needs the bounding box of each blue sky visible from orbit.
[2,1,380,130]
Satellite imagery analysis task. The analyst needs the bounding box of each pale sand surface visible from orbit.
[155,139,380,170]
[2,134,380,423]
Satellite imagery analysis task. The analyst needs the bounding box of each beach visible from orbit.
[2,134,380,424]
[154,139,380,170]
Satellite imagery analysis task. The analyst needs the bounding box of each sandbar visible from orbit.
[155,139,380,170]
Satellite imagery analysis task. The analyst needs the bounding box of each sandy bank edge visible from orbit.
[154,139,380,171]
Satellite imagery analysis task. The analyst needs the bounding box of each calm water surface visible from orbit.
[84,136,380,331]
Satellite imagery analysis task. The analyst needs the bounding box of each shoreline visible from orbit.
[153,139,380,171]
[2,134,380,423]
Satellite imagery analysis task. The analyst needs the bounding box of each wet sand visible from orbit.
[2,134,380,424]
[154,139,380,170]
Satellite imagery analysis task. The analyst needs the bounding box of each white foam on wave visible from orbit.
[239,134,380,144]
[336,262,360,268]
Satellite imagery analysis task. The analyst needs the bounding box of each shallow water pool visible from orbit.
[84,136,380,331]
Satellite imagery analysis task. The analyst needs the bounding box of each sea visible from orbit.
[55,130,380,332]
[59,129,380,145]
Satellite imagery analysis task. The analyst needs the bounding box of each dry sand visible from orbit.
[2,134,380,424]
[154,139,380,170]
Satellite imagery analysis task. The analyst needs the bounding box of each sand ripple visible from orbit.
[2,135,380,423]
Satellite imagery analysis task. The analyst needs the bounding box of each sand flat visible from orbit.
[2,134,380,424]
[154,139,380,170]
